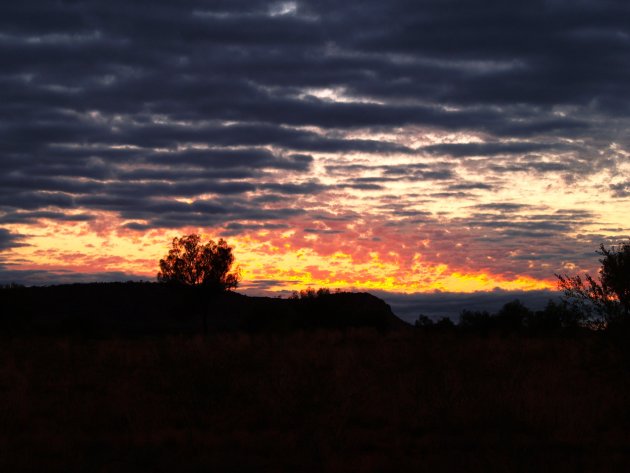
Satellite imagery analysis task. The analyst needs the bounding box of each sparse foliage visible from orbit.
[157,234,239,292]
[556,240,630,325]
[289,287,331,300]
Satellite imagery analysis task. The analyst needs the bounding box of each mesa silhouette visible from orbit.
[0,282,408,336]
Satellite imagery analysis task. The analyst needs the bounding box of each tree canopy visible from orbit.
[157,234,239,292]
[556,240,630,325]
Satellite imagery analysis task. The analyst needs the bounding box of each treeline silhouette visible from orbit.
[6,281,630,339]
[3,281,628,337]
[416,299,586,335]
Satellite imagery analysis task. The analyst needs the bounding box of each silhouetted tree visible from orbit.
[157,234,239,292]
[556,240,630,326]
[458,302,531,333]
[495,299,531,331]
[415,314,434,328]
[158,234,239,334]
[527,299,582,332]
[434,316,455,330]
[458,309,493,332]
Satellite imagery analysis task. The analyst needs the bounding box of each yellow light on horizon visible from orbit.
[1,214,564,294]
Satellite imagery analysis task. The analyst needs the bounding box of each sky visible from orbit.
[1,0,629,319]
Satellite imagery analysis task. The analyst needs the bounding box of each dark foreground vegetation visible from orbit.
[3,281,630,471]
[2,330,630,472]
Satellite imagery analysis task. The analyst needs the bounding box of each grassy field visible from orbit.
[2,330,630,472]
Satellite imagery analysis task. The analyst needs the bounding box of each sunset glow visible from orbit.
[1,0,629,312]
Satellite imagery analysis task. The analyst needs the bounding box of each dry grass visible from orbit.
[1,330,630,472]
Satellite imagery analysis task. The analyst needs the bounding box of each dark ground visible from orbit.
[2,284,630,471]
[2,330,630,472]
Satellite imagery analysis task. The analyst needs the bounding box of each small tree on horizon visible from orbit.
[157,234,239,292]
[556,239,630,326]
[157,234,240,335]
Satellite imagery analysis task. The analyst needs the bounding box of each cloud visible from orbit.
[1,0,628,288]
[422,141,563,157]
[0,267,147,286]
[0,211,94,224]
[0,229,28,251]
[611,180,630,197]
[448,182,494,191]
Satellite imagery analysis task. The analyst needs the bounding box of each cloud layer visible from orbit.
[1,0,629,288]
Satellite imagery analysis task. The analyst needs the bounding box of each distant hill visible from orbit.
[0,283,409,336]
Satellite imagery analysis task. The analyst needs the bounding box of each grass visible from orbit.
[1,330,630,472]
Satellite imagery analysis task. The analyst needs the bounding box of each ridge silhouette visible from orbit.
[0,282,407,336]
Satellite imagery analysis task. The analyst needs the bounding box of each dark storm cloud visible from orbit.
[0,192,76,211]
[448,182,494,191]
[303,228,344,235]
[611,181,630,197]
[259,181,326,195]
[1,0,629,231]
[326,1,630,106]
[343,183,385,191]
[464,209,596,234]
[117,196,307,230]
[326,163,455,180]
[472,203,532,212]
[488,161,574,174]
[0,229,28,251]
[0,211,94,224]
[224,222,289,232]
[422,142,563,157]
[144,149,313,171]
[325,164,457,196]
